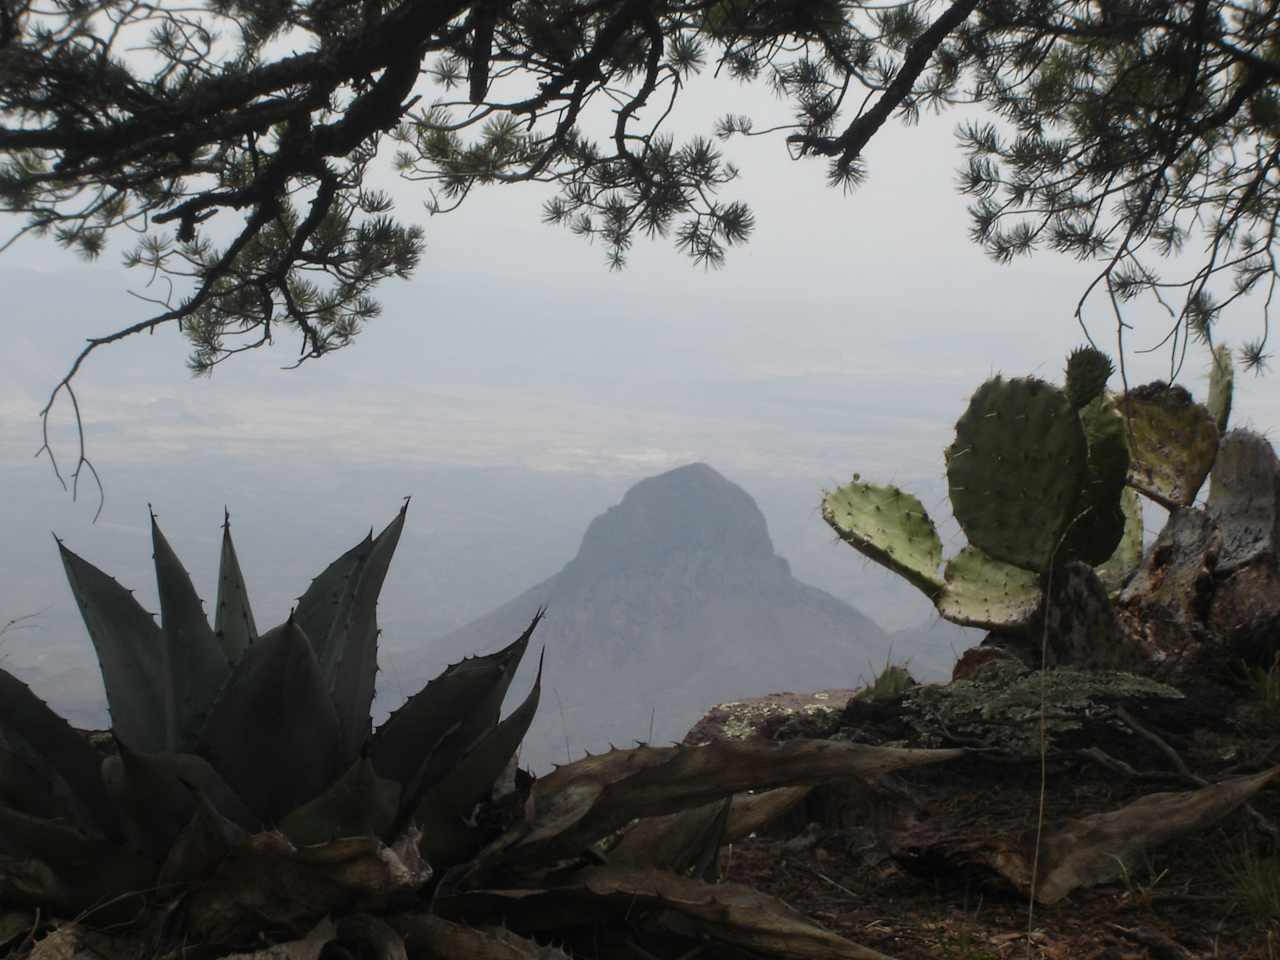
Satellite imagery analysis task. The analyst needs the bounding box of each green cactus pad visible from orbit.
[1065,346,1115,410]
[934,546,1042,631]
[1122,382,1219,508]
[1095,487,1144,594]
[822,480,944,598]
[1063,395,1130,566]
[1208,344,1234,434]
[946,376,1088,571]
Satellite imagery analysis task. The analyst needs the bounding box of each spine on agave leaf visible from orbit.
[1122,382,1219,508]
[946,376,1088,572]
[200,617,342,823]
[214,510,257,665]
[150,510,231,750]
[57,538,170,753]
[821,481,944,598]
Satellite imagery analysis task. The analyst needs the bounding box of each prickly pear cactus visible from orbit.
[946,376,1088,572]
[821,480,943,597]
[1122,382,1219,508]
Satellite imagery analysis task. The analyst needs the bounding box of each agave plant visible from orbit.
[0,503,541,921]
[0,505,964,960]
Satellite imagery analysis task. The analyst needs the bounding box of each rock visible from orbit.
[683,690,857,745]
[1117,508,1219,679]
[1207,430,1280,572]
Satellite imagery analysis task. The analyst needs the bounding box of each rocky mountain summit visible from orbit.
[384,463,895,772]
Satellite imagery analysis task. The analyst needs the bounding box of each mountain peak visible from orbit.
[563,462,775,581]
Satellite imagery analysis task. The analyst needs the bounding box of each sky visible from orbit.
[2,64,1276,726]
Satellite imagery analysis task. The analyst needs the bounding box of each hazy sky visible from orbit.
[2,69,1276,720]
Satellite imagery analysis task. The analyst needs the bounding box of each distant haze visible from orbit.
[2,99,1275,736]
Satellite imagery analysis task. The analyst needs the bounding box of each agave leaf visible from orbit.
[1032,768,1280,904]
[57,538,168,753]
[220,918,337,960]
[102,744,258,861]
[151,511,231,750]
[292,531,373,677]
[325,502,409,763]
[214,510,258,665]
[0,741,65,822]
[585,866,891,959]
[0,802,155,913]
[473,738,962,876]
[158,788,250,886]
[201,618,342,823]
[392,913,573,960]
[448,867,892,960]
[0,668,118,839]
[412,653,543,868]
[371,611,539,792]
[278,757,400,847]
[183,832,431,944]
[610,795,735,877]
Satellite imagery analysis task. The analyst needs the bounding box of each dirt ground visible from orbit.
[715,683,1280,960]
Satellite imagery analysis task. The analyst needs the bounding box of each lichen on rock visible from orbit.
[902,661,1183,755]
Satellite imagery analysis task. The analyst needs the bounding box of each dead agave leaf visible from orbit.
[456,867,893,960]
[393,913,573,960]
[610,787,810,872]
[480,738,961,873]
[219,917,337,960]
[1031,767,1280,903]
[184,831,430,944]
[27,925,126,960]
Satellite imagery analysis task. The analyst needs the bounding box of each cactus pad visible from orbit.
[1207,344,1234,434]
[1065,346,1115,410]
[1063,395,1130,566]
[1122,382,1219,508]
[946,376,1088,572]
[1095,487,1144,594]
[934,546,1042,631]
[822,480,944,598]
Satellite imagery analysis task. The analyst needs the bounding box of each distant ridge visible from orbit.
[381,462,895,772]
